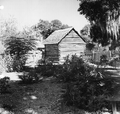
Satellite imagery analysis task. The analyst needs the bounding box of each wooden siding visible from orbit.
[59,30,86,63]
[45,44,59,62]
[44,29,86,64]
[59,44,85,62]
[60,30,85,44]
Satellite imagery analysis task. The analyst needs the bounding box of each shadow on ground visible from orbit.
[0,79,64,114]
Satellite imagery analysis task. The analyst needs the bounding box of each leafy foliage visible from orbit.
[0,77,10,94]
[4,36,36,72]
[18,70,40,84]
[80,24,90,36]
[108,56,120,67]
[0,18,20,72]
[0,18,18,42]
[33,19,70,39]
[78,0,120,47]
[36,59,57,77]
[59,55,115,112]
[86,43,95,50]
[62,76,113,112]
[56,55,91,83]
[5,36,36,57]
[100,55,108,65]
[11,56,27,72]
[80,24,91,43]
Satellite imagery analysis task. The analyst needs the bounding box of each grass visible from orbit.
[0,79,65,114]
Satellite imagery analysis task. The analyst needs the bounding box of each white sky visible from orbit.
[0,0,89,32]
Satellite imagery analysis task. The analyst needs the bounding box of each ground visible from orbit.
[0,75,84,114]
[0,63,119,114]
[0,79,66,114]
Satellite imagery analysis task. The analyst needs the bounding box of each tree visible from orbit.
[20,26,43,41]
[77,1,120,112]
[33,19,70,39]
[33,19,52,39]
[86,43,95,50]
[4,36,36,71]
[0,17,19,72]
[0,17,18,42]
[51,19,62,30]
[80,24,91,37]
[51,19,69,30]
[78,0,120,48]
[80,24,96,51]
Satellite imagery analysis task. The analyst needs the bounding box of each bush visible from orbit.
[59,55,115,112]
[100,55,108,66]
[12,56,27,72]
[36,59,57,77]
[5,55,27,72]
[19,70,41,84]
[4,36,36,72]
[108,56,120,67]
[0,77,10,93]
[56,55,92,83]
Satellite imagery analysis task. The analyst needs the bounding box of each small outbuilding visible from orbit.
[44,27,86,63]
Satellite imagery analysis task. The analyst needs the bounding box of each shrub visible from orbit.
[12,56,27,72]
[60,55,115,112]
[100,55,108,66]
[0,77,10,93]
[19,70,41,84]
[108,56,120,67]
[62,73,114,112]
[4,54,13,72]
[4,36,36,72]
[56,55,92,83]
[4,54,27,72]
[36,58,56,77]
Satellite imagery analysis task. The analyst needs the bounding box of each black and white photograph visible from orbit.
[0,0,120,114]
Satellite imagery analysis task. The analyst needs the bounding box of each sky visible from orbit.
[0,0,89,32]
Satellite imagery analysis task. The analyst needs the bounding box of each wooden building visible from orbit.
[44,28,86,63]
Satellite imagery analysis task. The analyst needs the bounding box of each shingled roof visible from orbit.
[44,27,85,44]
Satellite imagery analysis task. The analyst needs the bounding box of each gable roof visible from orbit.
[44,27,85,44]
